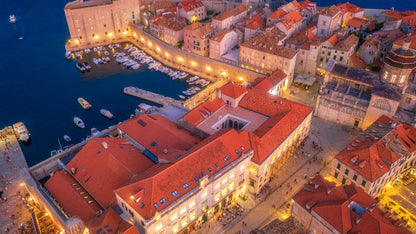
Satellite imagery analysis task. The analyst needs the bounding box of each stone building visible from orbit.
[149,15,186,46]
[331,115,416,197]
[358,35,381,65]
[316,5,342,37]
[345,17,369,33]
[64,0,142,48]
[239,28,297,80]
[287,26,322,75]
[337,2,364,27]
[178,0,206,22]
[211,5,247,31]
[292,175,411,233]
[317,32,358,68]
[315,62,402,129]
[183,22,215,56]
[209,29,238,60]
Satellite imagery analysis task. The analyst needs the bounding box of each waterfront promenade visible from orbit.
[0,127,33,233]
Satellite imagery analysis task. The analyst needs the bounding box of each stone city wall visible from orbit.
[129,24,264,83]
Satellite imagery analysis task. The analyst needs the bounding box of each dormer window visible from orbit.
[160,198,166,205]
[224,157,230,162]
[154,203,159,209]
[183,183,189,189]
[172,190,178,197]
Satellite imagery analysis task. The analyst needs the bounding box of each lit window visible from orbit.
[229,173,234,179]
[189,200,195,208]
[202,189,207,198]
[222,179,227,184]
[172,223,179,233]
[171,213,178,221]
[229,182,235,190]
[181,216,188,227]
[156,223,163,232]
[215,192,220,201]
[240,165,245,171]
[180,206,186,214]
[215,183,220,189]
[190,210,196,220]
[222,187,227,196]
[250,166,257,175]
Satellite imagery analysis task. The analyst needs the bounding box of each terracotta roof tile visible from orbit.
[321,5,341,17]
[115,129,251,219]
[65,138,156,207]
[253,69,287,91]
[86,208,131,234]
[180,0,204,13]
[213,5,246,21]
[181,98,225,127]
[334,34,359,51]
[118,114,202,157]
[293,175,410,233]
[346,17,369,28]
[44,170,102,221]
[154,1,173,10]
[268,9,287,20]
[220,82,248,99]
[337,2,364,14]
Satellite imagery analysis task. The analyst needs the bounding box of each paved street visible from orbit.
[0,127,33,233]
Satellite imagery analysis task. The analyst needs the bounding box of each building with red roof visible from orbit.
[345,17,369,33]
[178,0,206,22]
[337,2,364,26]
[332,115,416,197]
[211,5,247,31]
[382,10,416,32]
[149,15,187,46]
[178,82,312,193]
[292,175,411,233]
[317,5,343,37]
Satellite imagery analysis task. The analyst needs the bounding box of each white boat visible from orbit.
[9,14,16,24]
[13,122,30,142]
[76,63,86,72]
[93,58,99,65]
[73,117,85,128]
[82,62,91,71]
[98,58,103,64]
[63,135,72,143]
[131,63,141,70]
[91,128,101,136]
[84,48,91,53]
[65,51,72,59]
[100,109,115,120]
[178,95,186,99]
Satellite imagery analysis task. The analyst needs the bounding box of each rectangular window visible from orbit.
[353,175,357,181]
[334,172,338,178]
[342,178,346,184]
[361,180,366,187]
[345,169,349,175]
[337,163,341,169]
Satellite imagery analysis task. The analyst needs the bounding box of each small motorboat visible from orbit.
[63,135,72,143]
[78,97,91,109]
[73,117,85,128]
[76,63,85,72]
[100,109,115,120]
[9,14,16,24]
[91,128,101,136]
[82,61,91,71]
[178,95,186,99]
[65,51,72,59]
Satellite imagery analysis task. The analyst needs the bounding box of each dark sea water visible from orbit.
[0,0,415,166]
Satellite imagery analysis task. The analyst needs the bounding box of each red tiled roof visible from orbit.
[86,209,131,234]
[65,138,156,207]
[284,10,302,24]
[239,89,312,164]
[118,114,202,157]
[180,0,204,12]
[383,10,416,30]
[336,115,416,182]
[293,175,410,234]
[350,55,368,69]
[253,69,286,91]
[181,98,225,126]
[394,32,416,50]
[346,17,368,28]
[268,9,287,20]
[245,14,265,30]
[44,170,102,221]
[115,129,251,219]
[337,2,363,14]
[220,82,248,99]
[122,226,140,234]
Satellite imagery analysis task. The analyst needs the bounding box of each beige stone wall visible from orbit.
[64,0,141,47]
[130,24,263,83]
[363,95,400,130]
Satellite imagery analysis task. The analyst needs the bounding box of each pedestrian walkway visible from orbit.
[0,127,33,233]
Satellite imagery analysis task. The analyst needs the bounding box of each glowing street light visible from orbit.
[191,62,196,66]
[165,52,169,57]
[94,35,99,39]
[178,57,183,62]
[108,32,113,37]
[141,38,145,42]
[123,30,128,35]
[148,42,152,46]
[133,33,137,37]
[206,66,212,71]
[156,47,160,52]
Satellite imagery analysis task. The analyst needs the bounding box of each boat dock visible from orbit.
[124,86,184,106]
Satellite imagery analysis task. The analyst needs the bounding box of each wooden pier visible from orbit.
[124,86,184,106]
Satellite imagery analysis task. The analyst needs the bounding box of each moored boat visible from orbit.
[13,122,30,143]
[73,117,85,128]
[65,51,72,59]
[82,62,91,71]
[78,97,92,109]
[9,14,16,23]
[91,128,101,136]
[100,109,115,120]
[63,135,72,143]
[76,63,85,72]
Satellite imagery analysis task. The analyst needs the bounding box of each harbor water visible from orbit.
[0,0,414,166]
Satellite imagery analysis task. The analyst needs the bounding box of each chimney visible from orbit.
[71,168,77,174]
[327,188,331,195]
[163,149,168,154]
[369,203,376,212]
[314,183,319,189]
[101,141,108,149]
[403,38,411,50]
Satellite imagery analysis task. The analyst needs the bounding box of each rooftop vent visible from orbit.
[101,142,108,149]
[71,168,77,174]
[163,149,168,154]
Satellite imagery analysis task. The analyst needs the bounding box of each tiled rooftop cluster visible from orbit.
[293,175,411,233]
[336,115,416,182]
[213,5,246,21]
[180,0,204,13]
